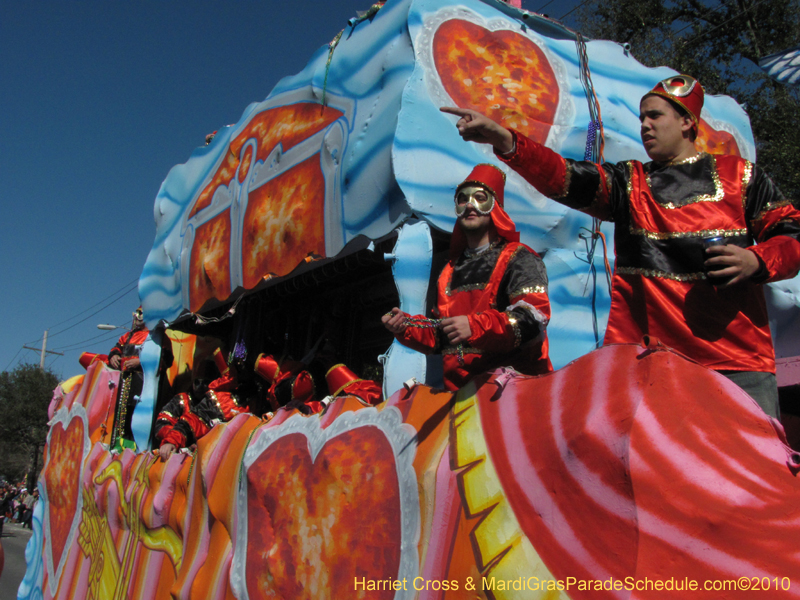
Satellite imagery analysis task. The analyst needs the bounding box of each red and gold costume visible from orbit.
[154,392,193,445]
[108,328,149,371]
[108,317,149,449]
[396,164,553,391]
[158,348,253,449]
[498,120,800,374]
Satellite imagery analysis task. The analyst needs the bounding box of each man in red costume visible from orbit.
[157,348,256,461]
[108,306,148,370]
[442,74,800,417]
[383,163,553,391]
[108,306,149,449]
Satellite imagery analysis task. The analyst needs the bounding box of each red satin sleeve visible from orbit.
[497,130,623,222]
[208,373,237,392]
[339,380,382,405]
[467,310,517,354]
[749,236,800,283]
[741,163,800,282]
[154,393,189,444]
[496,130,568,198]
[397,313,438,355]
[179,411,210,444]
[160,427,188,449]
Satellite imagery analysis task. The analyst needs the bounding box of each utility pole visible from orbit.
[23,329,64,370]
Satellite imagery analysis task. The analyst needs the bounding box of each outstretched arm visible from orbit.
[441,106,625,222]
[440,107,515,153]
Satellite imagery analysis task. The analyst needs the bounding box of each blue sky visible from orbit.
[1,0,580,378]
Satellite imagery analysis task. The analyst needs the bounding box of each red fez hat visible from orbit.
[325,364,363,397]
[455,163,506,207]
[644,74,704,128]
[291,370,316,404]
[254,353,281,384]
[79,352,108,370]
[212,348,230,377]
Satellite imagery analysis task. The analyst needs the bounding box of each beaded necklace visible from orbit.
[402,316,465,366]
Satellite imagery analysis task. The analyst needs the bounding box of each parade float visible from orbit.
[19,0,800,598]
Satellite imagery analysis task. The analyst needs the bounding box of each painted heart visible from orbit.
[433,19,559,144]
[242,415,408,600]
[697,118,741,157]
[42,408,88,581]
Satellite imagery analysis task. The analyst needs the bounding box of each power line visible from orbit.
[50,327,126,352]
[558,0,593,21]
[3,347,24,372]
[677,0,770,48]
[44,282,138,341]
[45,276,139,331]
[534,0,557,12]
[24,278,139,345]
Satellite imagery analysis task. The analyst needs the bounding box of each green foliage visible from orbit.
[576,0,800,198]
[0,363,59,487]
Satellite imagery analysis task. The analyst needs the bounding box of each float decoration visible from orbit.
[20,341,800,599]
[20,0,800,598]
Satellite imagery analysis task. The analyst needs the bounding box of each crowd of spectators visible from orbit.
[0,482,38,536]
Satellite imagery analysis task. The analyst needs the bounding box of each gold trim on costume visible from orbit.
[662,152,704,166]
[741,161,753,212]
[509,285,546,296]
[764,218,800,235]
[207,390,227,415]
[325,363,346,377]
[645,154,723,208]
[753,199,796,223]
[556,161,573,199]
[617,266,706,281]
[445,281,489,296]
[505,312,522,349]
[628,226,748,240]
[332,379,363,398]
[442,346,482,355]
[626,161,635,200]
